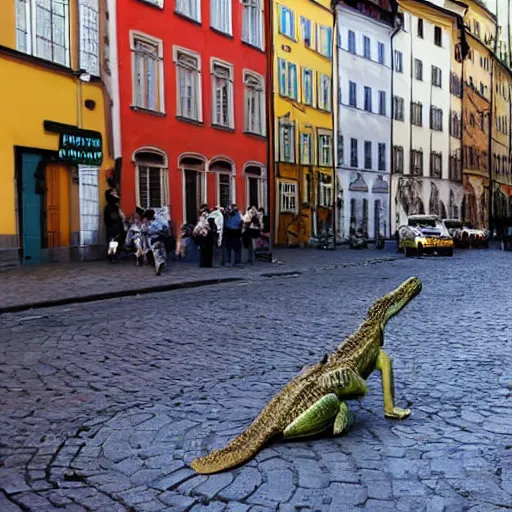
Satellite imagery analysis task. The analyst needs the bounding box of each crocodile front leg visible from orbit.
[375,349,411,420]
[283,393,341,438]
[333,402,354,435]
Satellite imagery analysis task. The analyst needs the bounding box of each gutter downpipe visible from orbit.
[489,23,498,235]
[390,8,401,239]
[332,1,338,245]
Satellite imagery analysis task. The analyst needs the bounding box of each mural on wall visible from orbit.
[396,177,424,218]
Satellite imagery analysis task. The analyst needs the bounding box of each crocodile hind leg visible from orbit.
[333,402,354,435]
[375,349,411,420]
[283,393,341,439]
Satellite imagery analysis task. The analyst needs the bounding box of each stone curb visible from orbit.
[0,255,402,315]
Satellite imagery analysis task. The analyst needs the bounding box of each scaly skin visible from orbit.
[190,277,422,474]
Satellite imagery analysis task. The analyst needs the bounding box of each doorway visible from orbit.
[184,169,201,224]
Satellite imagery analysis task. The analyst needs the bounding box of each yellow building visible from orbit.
[272,0,335,246]
[0,0,114,267]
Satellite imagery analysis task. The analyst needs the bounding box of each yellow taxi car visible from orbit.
[398,215,454,257]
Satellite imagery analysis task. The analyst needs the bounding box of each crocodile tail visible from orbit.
[190,418,277,474]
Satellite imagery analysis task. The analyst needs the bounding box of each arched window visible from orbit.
[244,163,267,210]
[209,157,235,208]
[178,153,207,224]
[133,148,169,210]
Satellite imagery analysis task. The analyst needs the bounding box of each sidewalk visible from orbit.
[0,246,401,313]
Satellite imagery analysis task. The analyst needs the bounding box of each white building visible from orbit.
[391,1,464,232]
[336,2,394,241]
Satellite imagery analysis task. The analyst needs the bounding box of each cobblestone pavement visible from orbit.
[0,250,511,512]
[0,247,400,311]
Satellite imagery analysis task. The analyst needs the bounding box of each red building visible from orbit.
[116,0,268,229]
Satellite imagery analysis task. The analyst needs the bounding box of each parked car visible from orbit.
[398,215,454,257]
[441,219,489,249]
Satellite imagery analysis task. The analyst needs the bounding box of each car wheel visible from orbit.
[446,248,454,257]
[417,243,423,257]
[405,247,414,257]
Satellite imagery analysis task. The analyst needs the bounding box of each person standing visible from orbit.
[224,204,243,266]
[242,206,261,265]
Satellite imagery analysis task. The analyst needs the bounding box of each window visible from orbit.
[319,180,332,208]
[378,91,386,115]
[393,146,404,173]
[432,66,442,87]
[181,156,207,224]
[349,81,357,107]
[394,50,403,72]
[378,42,385,64]
[175,0,201,22]
[450,72,462,97]
[278,58,298,100]
[242,0,263,49]
[300,16,312,47]
[279,120,295,162]
[79,166,100,246]
[434,26,442,46]
[348,30,356,53]
[79,0,99,76]
[378,143,386,171]
[280,182,297,213]
[317,25,333,58]
[318,74,332,112]
[363,35,371,58]
[211,0,232,35]
[210,160,234,207]
[302,68,313,105]
[132,33,165,113]
[474,20,480,38]
[430,152,442,178]
[174,47,202,121]
[279,5,295,39]
[364,141,372,169]
[16,0,70,66]
[415,59,423,81]
[244,71,265,136]
[450,110,461,139]
[411,150,423,175]
[350,138,358,167]
[135,150,169,210]
[245,165,266,210]
[430,106,443,131]
[393,96,404,121]
[211,60,234,128]
[364,86,372,112]
[418,18,424,38]
[411,102,422,126]
[337,135,344,166]
[300,133,313,164]
[318,131,333,167]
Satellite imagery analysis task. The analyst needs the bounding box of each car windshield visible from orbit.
[408,219,436,227]
[444,221,463,229]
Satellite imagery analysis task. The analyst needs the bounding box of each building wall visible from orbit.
[117,0,267,230]
[0,0,113,265]
[337,3,393,241]
[273,0,334,246]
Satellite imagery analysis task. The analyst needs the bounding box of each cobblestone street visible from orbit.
[0,250,511,511]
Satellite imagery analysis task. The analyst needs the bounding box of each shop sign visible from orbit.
[58,132,103,166]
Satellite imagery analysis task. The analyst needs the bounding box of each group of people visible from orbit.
[190,203,269,268]
[103,178,270,275]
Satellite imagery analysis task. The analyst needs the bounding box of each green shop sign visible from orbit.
[58,132,103,166]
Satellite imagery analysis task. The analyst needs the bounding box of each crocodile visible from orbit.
[191,276,422,474]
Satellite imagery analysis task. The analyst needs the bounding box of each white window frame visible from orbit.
[140,0,164,7]
[130,31,165,113]
[244,70,266,136]
[317,24,332,59]
[278,4,295,40]
[173,46,202,122]
[300,16,313,48]
[16,0,71,67]
[300,132,313,165]
[318,74,332,112]
[175,0,201,22]
[242,0,263,50]
[278,58,298,100]
[211,0,232,35]
[302,67,313,105]
[244,163,267,210]
[211,59,234,129]
[279,120,296,163]
[280,181,297,213]
[318,130,333,167]
[79,0,100,76]
[210,159,235,208]
[134,148,170,210]
[319,181,333,208]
